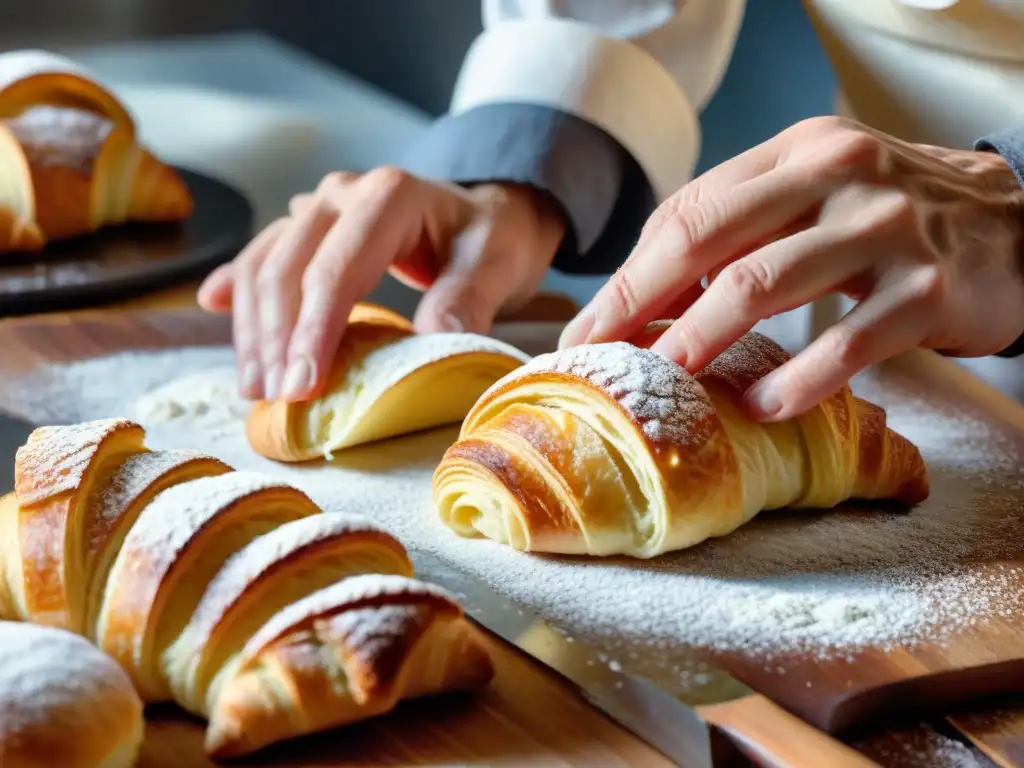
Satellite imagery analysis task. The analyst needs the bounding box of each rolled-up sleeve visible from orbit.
[402,0,746,273]
[976,125,1024,358]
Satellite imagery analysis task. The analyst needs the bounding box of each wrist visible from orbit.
[467,182,568,239]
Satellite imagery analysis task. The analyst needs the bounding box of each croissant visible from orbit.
[0,621,144,768]
[0,50,193,254]
[433,329,930,559]
[247,301,530,462]
[0,418,494,758]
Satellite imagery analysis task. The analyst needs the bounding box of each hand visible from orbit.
[560,116,1024,421]
[198,169,565,402]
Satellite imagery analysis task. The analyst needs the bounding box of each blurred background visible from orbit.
[0,0,837,309]
[0,0,837,173]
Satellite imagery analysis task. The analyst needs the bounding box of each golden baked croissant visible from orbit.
[247,301,530,462]
[0,418,494,758]
[0,620,144,768]
[433,329,930,559]
[0,50,193,253]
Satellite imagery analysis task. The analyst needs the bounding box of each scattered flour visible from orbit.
[2,344,1024,700]
[855,724,990,768]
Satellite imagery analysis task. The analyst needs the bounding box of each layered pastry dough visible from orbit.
[0,621,144,768]
[0,50,193,253]
[433,329,930,558]
[0,418,493,758]
[247,302,530,462]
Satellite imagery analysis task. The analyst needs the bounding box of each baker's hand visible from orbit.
[560,116,1024,421]
[198,169,565,401]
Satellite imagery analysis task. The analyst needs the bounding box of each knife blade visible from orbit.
[411,548,740,767]
[411,549,880,768]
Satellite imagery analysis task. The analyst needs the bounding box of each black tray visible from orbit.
[0,167,254,316]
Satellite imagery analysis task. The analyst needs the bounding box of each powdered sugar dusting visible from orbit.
[505,342,716,446]
[185,513,392,640]
[3,344,1024,702]
[0,621,141,744]
[242,575,455,661]
[14,417,138,505]
[120,472,296,561]
[96,448,224,525]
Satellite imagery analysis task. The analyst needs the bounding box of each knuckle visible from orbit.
[797,115,852,135]
[665,202,715,255]
[317,170,356,194]
[363,165,411,198]
[824,324,872,371]
[817,132,885,181]
[254,263,284,293]
[607,267,644,319]
[905,265,949,310]
[871,193,919,235]
[718,259,775,312]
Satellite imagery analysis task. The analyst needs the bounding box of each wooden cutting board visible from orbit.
[0,307,1021,767]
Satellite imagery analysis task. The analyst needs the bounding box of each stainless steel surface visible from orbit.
[412,549,756,768]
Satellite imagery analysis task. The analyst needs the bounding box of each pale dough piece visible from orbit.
[135,367,249,427]
[0,621,144,768]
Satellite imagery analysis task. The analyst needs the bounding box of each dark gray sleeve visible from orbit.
[975,126,1024,358]
[976,125,1024,187]
[400,102,655,274]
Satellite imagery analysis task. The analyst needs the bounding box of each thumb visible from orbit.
[413,225,516,336]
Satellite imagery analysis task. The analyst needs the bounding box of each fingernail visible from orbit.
[239,361,261,399]
[439,312,464,333]
[745,383,783,420]
[281,357,315,401]
[264,365,283,402]
[559,307,596,349]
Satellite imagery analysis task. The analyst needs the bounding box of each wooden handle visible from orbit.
[699,694,879,768]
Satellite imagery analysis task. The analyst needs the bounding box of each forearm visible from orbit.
[976,125,1024,358]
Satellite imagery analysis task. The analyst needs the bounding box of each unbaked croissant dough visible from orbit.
[0,50,193,253]
[433,328,930,559]
[247,302,531,462]
[0,418,494,758]
[0,621,144,768]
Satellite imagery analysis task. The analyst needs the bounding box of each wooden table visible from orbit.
[1,279,1015,768]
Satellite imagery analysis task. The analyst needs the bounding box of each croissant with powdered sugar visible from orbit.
[0,418,494,759]
[0,50,193,253]
[433,326,930,559]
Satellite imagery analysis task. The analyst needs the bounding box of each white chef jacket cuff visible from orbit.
[449,18,700,203]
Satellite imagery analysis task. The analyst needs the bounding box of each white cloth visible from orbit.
[454,0,746,202]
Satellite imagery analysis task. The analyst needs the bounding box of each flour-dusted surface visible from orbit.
[855,724,990,768]
[3,344,1024,696]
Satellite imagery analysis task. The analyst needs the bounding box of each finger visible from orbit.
[413,219,515,335]
[231,218,289,399]
[255,200,340,400]
[560,165,831,349]
[288,193,314,217]
[742,269,934,421]
[282,178,415,401]
[651,225,873,371]
[197,262,235,313]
